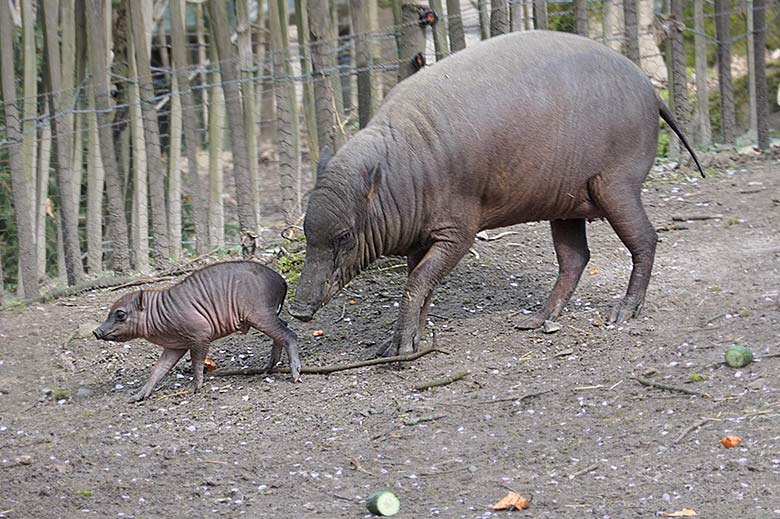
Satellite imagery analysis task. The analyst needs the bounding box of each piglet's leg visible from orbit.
[189,343,210,393]
[258,318,302,382]
[130,348,187,402]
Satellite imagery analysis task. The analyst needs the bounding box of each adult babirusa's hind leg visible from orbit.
[516,219,590,329]
[590,178,657,323]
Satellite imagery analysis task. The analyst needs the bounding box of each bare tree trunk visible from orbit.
[623,0,640,65]
[509,0,523,31]
[352,0,377,127]
[639,0,666,82]
[195,2,209,129]
[21,0,38,270]
[207,20,225,249]
[533,0,548,29]
[61,0,82,232]
[255,5,276,142]
[295,0,320,163]
[524,0,534,29]
[575,0,589,35]
[693,0,712,146]
[86,0,130,273]
[447,0,467,50]
[309,0,347,154]
[669,0,691,158]
[270,0,302,223]
[746,0,757,140]
[491,0,510,36]
[714,0,736,144]
[128,0,170,265]
[478,0,490,38]
[170,0,208,254]
[236,0,261,229]
[753,0,768,150]
[398,4,429,81]
[207,0,258,236]
[427,0,449,59]
[86,82,104,274]
[603,0,623,52]
[0,249,4,305]
[158,23,183,261]
[41,0,85,285]
[1,2,38,298]
[128,29,150,273]
[36,109,52,282]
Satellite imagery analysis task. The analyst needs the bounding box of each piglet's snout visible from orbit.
[93,326,105,340]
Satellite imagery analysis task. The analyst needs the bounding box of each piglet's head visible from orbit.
[93,290,146,342]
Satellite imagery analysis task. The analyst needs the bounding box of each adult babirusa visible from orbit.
[289,32,704,358]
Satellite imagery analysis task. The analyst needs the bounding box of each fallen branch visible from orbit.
[568,463,599,480]
[332,302,348,324]
[402,414,446,426]
[671,214,724,222]
[476,230,520,241]
[481,389,551,405]
[110,275,176,291]
[635,377,710,398]
[656,224,689,232]
[158,247,222,277]
[413,370,468,391]
[155,389,189,400]
[211,347,447,377]
[674,416,720,444]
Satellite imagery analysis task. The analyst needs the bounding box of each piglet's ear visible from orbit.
[137,289,145,311]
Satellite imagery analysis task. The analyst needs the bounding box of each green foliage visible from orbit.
[688,372,707,382]
[707,62,780,139]
[52,388,70,400]
[277,250,304,289]
[77,489,94,498]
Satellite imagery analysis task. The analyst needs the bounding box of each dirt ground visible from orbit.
[1,159,779,518]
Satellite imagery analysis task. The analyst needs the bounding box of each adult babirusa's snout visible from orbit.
[289,255,335,321]
[287,301,315,322]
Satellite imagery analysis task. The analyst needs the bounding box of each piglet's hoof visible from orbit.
[128,390,147,403]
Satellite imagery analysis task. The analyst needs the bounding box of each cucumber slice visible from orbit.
[366,491,400,516]
[725,345,753,368]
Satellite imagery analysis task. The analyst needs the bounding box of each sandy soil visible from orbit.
[1,159,779,518]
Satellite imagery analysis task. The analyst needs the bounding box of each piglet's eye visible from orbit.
[115,310,127,322]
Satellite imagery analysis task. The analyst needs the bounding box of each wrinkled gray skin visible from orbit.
[94,261,301,402]
[289,31,703,357]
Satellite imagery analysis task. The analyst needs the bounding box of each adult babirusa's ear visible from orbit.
[317,145,331,178]
[137,289,144,311]
[366,163,382,200]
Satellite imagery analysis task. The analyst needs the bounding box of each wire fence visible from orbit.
[0,0,778,293]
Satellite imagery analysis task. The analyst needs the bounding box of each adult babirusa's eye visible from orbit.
[115,310,127,322]
[335,231,354,249]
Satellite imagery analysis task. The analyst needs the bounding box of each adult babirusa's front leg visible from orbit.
[381,237,474,357]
